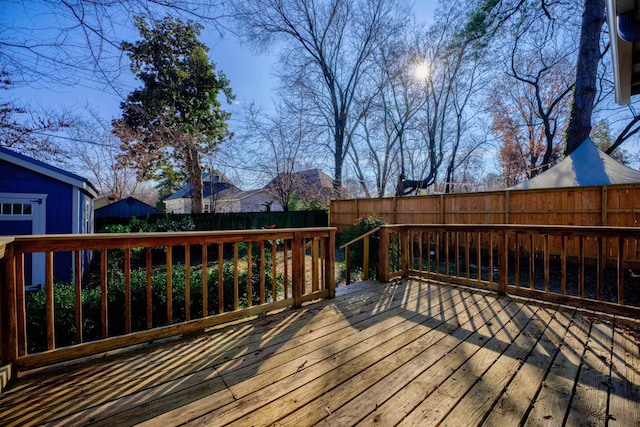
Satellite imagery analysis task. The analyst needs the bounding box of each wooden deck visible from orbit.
[1,279,638,426]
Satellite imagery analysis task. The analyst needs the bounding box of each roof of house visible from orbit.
[164,172,240,201]
[509,138,640,190]
[221,188,277,202]
[0,146,98,197]
[606,0,640,105]
[264,168,334,190]
[164,169,335,206]
[94,196,162,218]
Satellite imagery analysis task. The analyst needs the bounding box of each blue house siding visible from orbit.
[0,147,97,288]
[1,160,75,234]
[95,196,161,219]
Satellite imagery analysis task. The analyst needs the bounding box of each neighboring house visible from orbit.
[163,169,335,214]
[264,169,335,207]
[164,172,242,214]
[0,146,98,289]
[94,194,117,209]
[94,196,162,219]
[217,188,284,212]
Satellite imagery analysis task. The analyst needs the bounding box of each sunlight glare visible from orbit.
[413,62,430,80]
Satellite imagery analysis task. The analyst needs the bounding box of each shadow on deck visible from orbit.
[0,279,638,426]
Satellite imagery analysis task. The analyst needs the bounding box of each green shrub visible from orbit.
[25,246,284,353]
[99,214,195,234]
[339,214,386,280]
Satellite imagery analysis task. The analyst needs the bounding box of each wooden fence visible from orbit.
[330,184,640,231]
[95,210,329,232]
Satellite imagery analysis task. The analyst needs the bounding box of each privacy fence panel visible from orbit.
[330,184,640,263]
[96,210,329,232]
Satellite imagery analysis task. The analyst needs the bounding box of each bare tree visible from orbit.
[489,5,576,184]
[564,0,605,155]
[462,0,607,157]
[0,71,70,161]
[490,78,557,186]
[349,29,424,197]
[591,119,633,165]
[0,1,228,89]
[508,25,575,172]
[243,93,317,210]
[442,38,488,193]
[231,0,408,196]
[68,108,157,205]
[395,2,488,195]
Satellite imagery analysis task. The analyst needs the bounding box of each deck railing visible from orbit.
[377,224,640,317]
[0,228,335,373]
[339,226,380,285]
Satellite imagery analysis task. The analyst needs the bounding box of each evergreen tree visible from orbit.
[114,16,234,213]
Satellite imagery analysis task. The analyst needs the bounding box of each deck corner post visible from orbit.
[1,244,18,380]
[326,228,336,299]
[498,229,508,296]
[379,226,390,282]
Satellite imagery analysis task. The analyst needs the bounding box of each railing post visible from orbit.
[379,226,390,282]
[1,243,17,388]
[363,236,370,280]
[344,244,351,286]
[325,229,336,298]
[292,231,303,308]
[401,227,410,277]
[498,229,508,296]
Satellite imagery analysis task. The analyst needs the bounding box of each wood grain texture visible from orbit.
[0,279,637,427]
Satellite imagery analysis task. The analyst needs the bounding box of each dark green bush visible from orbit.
[99,214,195,234]
[25,245,283,353]
[339,214,386,280]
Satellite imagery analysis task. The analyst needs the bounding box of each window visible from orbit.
[1,203,33,216]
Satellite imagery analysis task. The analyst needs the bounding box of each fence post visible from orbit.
[1,243,17,388]
[379,226,390,282]
[292,231,303,307]
[505,190,510,224]
[498,229,508,296]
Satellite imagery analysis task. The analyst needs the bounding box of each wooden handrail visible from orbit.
[338,226,381,249]
[339,226,381,285]
[0,227,336,374]
[378,224,640,317]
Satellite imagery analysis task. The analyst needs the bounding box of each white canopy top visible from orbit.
[509,138,640,190]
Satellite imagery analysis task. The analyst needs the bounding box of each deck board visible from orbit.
[481,307,574,426]
[608,318,640,426]
[0,279,638,427]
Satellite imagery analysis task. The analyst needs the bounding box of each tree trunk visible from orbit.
[333,116,345,198]
[186,146,204,214]
[564,0,605,155]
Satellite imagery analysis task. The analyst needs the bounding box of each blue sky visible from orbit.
[2,2,440,189]
[4,2,437,122]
